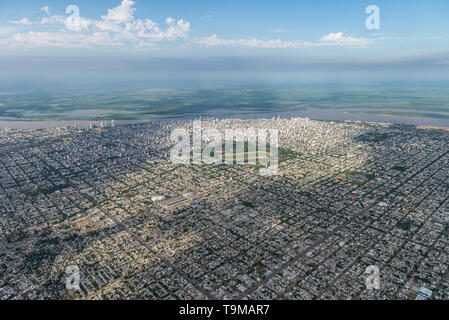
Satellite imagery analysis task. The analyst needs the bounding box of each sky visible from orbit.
[0,0,448,86]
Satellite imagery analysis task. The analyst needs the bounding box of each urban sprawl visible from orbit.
[0,117,448,300]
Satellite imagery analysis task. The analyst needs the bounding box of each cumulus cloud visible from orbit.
[1,0,191,49]
[1,1,374,51]
[95,0,190,42]
[97,0,136,31]
[137,18,191,41]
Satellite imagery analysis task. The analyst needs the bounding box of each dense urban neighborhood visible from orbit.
[0,117,448,300]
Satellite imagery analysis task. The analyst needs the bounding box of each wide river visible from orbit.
[0,108,448,129]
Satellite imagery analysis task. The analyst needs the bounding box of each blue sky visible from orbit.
[1,0,448,57]
[0,0,448,85]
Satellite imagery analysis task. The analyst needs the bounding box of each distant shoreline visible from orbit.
[1,107,449,130]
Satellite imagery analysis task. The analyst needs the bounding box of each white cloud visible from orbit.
[195,35,312,48]
[96,0,190,42]
[8,18,32,25]
[163,19,191,40]
[166,17,175,25]
[0,0,191,49]
[1,1,375,51]
[239,38,311,49]
[195,35,236,47]
[97,0,136,31]
[319,32,373,47]
[8,31,120,48]
[195,32,374,49]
